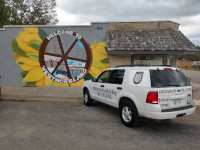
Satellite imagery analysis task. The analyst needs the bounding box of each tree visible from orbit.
[0,0,5,16]
[0,0,18,28]
[1,0,58,27]
[196,46,200,60]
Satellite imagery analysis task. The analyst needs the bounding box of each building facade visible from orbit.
[0,21,198,86]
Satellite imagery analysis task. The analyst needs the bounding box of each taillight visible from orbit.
[164,68,172,70]
[146,92,158,104]
[192,89,194,99]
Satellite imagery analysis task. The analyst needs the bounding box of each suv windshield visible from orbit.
[150,70,190,87]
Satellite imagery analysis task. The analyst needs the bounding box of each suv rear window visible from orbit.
[150,70,190,87]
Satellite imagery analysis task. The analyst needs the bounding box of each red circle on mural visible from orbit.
[39,30,92,84]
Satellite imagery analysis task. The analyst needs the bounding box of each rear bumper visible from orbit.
[140,105,196,120]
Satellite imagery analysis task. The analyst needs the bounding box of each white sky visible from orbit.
[56,0,200,46]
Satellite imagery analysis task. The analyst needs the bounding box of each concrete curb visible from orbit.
[196,100,200,106]
[0,95,83,104]
[1,95,200,106]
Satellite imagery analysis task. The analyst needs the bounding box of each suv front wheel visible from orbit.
[83,89,93,106]
[119,99,140,127]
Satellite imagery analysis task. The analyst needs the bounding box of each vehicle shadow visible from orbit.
[92,101,200,134]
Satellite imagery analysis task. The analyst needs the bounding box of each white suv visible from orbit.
[83,65,196,127]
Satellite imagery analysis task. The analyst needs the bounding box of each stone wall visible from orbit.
[177,60,200,68]
[109,55,131,68]
[109,21,179,31]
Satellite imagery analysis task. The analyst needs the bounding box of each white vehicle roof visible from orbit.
[106,65,178,71]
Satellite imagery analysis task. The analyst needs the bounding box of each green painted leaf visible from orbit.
[101,58,109,63]
[51,81,56,86]
[29,41,41,51]
[12,40,28,57]
[84,73,94,81]
[21,71,29,77]
[27,53,39,61]
[39,28,48,40]
[18,62,24,65]
[25,82,36,86]
[92,61,106,68]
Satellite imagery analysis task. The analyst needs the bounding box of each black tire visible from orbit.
[162,119,171,121]
[119,99,140,127]
[83,89,93,106]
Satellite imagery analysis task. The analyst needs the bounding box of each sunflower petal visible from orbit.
[22,68,45,83]
[12,53,21,58]
[91,43,108,61]
[12,40,28,57]
[19,30,43,43]
[91,42,108,55]
[43,76,54,86]
[16,36,39,53]
[89,66,103,78]
[70,79,84,86]
[35,78,44,86]
[23,27,39,34]
[16,57,40,67]
[18,64,32,71]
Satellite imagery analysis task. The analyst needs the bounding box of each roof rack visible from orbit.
[115,64,148,68]
[115,65,172,68]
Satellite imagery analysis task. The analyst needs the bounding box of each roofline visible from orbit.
[106,50,199,55]
[91,20,180,25]
[0,21,180,31]
[0,24,92,31]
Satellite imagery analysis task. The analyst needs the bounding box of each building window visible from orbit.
[169,55,177,67]
[131,55,163,66]
[97,27,103,30]
[50,60,54,68]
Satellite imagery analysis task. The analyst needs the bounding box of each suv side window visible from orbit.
[97,70,110,83]
[108,69,125,84]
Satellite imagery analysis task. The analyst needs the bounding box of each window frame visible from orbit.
[150,69,190,88]
[96,70,111,83]
[107,69,125,85]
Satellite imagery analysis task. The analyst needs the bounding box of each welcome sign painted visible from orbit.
[12,27,109,86]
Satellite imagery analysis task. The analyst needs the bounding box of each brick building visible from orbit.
[106,21,198,67]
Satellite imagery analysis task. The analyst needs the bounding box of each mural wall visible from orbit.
[9,26,109,86]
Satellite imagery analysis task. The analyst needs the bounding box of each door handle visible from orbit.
[117,87,122,90]
[101,85,104,87]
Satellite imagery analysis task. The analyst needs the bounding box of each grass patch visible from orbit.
[179,67,200,71]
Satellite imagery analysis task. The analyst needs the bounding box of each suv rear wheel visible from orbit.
[84,89,93,106]
[119,99,140,127]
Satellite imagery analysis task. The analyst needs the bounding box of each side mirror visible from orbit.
[92,78,97,82]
